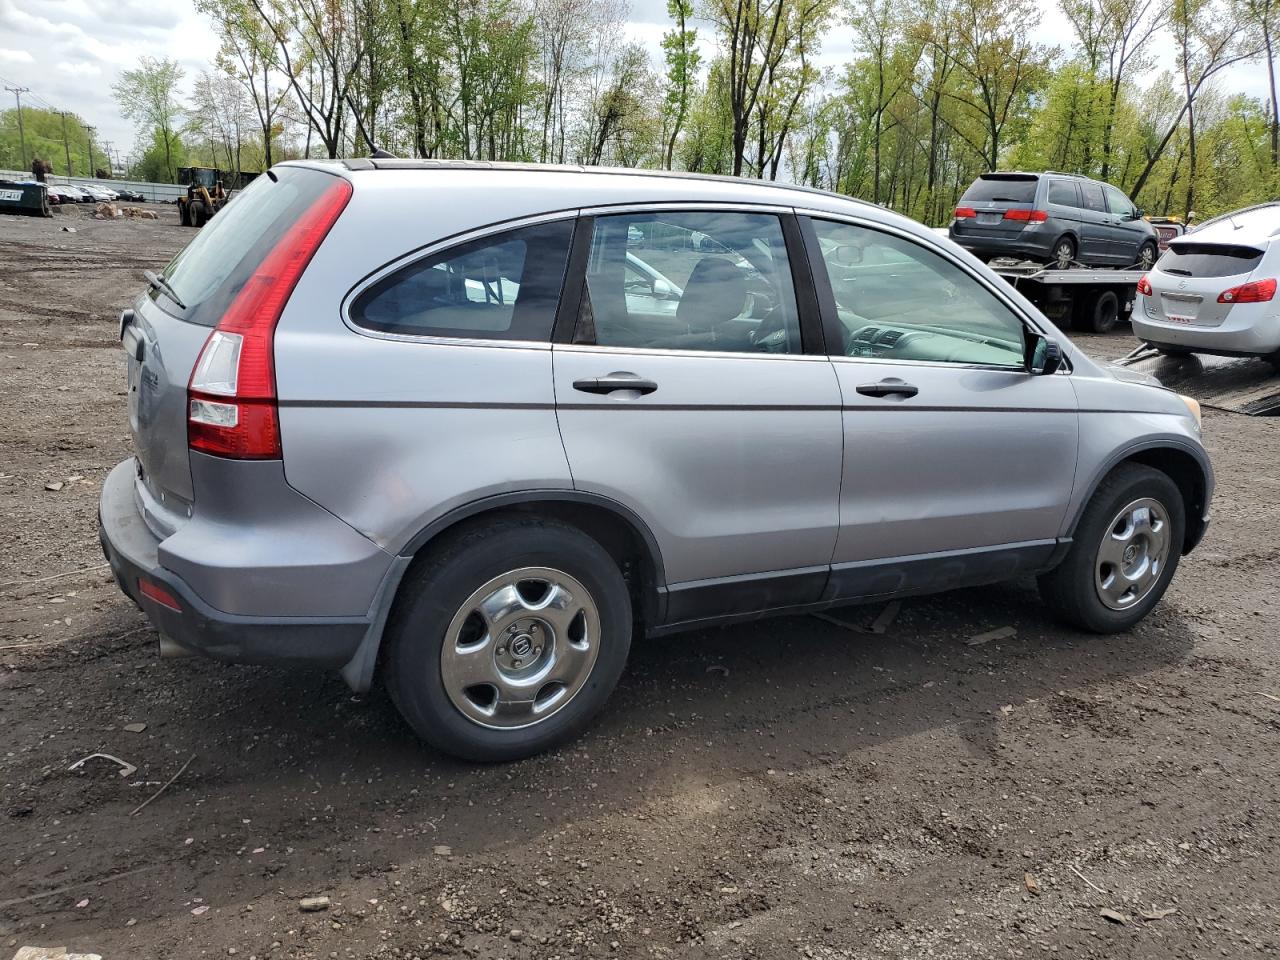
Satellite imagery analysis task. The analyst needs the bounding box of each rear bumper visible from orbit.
[1132,311,1280,356]
[949,230,1053,261]
[99,458,370,667]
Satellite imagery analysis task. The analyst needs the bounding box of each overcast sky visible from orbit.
[0,0,1269,172]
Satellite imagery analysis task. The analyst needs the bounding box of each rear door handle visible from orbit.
[856,379,919,398]
[573,373,658,396]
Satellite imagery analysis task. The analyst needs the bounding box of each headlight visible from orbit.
[1179,394,1202,428]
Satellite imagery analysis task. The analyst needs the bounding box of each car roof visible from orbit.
[280,158,946,240]
[1187,202,1280,247]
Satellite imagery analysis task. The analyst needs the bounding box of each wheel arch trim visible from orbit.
[1064,437,1213,552]
[340,490,668,693]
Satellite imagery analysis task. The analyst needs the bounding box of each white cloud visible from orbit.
[0,47,34,63]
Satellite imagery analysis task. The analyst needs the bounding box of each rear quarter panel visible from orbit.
[272,178,574,554]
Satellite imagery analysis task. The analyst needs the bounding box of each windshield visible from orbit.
[160,166,339,326]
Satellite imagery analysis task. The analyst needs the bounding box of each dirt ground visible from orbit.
[2,205,1279,960]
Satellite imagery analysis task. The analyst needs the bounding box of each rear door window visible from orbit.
[1047,180,1079,207]
[960,175,1038,204]
[1158,243,1265,278]
[350,220,574,340]
[160,166,344,327]
[1079,183,1107,213]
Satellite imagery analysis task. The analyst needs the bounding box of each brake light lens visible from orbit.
[954,207,976,219]
[188,177,352,458]
[1003,209,1049,222]
[1217,278,1276,304]
[1136,274,1152,296]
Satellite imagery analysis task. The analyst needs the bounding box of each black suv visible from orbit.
[949,172,1159,270]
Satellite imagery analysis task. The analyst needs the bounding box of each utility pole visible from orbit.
[84,124,97,179]
[59,111,73,175]
[5,86,30,169]
[103,141,114,176]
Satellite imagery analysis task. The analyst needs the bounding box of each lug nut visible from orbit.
[497,646,506,656]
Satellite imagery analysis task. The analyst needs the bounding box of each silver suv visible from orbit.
[101,161,1213,761]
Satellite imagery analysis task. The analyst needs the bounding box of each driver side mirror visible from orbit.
[832,244,863,266]
[1027,332,1064,375]
[651,277,679,301]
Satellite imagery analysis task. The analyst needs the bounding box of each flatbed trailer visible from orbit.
[990,260,1148,333]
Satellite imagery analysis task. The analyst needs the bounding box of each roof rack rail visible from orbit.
[326,158,880,210]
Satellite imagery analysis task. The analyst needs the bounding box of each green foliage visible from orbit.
[133,127,188,183]
[0,107,105,176]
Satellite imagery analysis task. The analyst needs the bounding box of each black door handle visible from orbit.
[856,379,919,398]
[573,374,658,396]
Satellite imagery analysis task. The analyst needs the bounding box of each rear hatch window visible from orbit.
[960,175,1038,205]
[158,166,341,325]
[1158,243,1264,278]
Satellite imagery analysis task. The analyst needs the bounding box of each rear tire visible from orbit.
[1088,289,1121,333]
[1050,236,1076,269]
[1039,464,1184,633]
[190,200,207,227]
[384,517,632,762]
[1137,240,1158,270]
[178,201,190,227]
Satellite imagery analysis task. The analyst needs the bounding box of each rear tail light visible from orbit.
[138,578,182,611]
[1003,209,1048,222]
[1217,278,1276,304]
[953,207,976,219]
[1136,274,1152,296]
[188,177,352,459]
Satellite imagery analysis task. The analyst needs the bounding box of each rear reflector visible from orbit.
[138,578,182,611]
[1218,278,1276,304]
[1003,209,1048,222]
[1136,274,1152,296]
[954,207,977,219]
[188,176,353,459]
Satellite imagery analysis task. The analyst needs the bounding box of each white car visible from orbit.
[82,184,119,202]
[1133,202,1280,363]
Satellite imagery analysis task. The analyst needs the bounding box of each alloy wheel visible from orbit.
[439,567,600,729]
[1094,498,1171,610]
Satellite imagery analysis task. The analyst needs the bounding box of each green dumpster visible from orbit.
[0,180,52,217]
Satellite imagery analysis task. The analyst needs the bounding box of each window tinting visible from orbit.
[1158,243,1264,278]
[810,218,1026,368]
[960,175,1038,204]
[350,220,573,340]
[575,211,802,355]
[1079,183,1106,212]
[1047,180,1078,207]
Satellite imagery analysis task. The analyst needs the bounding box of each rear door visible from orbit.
[123,166,344,526]
[1045,178,1082,243]
[951,173,1040,243]
[800,214,1079,599]
[552,207,843,624]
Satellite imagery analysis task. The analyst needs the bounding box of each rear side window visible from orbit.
[1079,183,1106,212]
[960,175,1038,204]
[1047,180,1079,207]
[350,220,574,340]
[161,166,341,327]
[1159,243,1265,278]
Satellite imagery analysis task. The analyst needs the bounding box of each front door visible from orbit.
[553,208,844,624]
[800,214,1080,601]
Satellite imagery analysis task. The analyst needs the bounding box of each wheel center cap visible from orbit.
[1123,543,1139,565]
[510,633,534,659]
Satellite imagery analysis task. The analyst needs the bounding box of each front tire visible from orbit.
[1137,240,1158,269]
[384,517,632,761]
[1039,464,1184,633]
